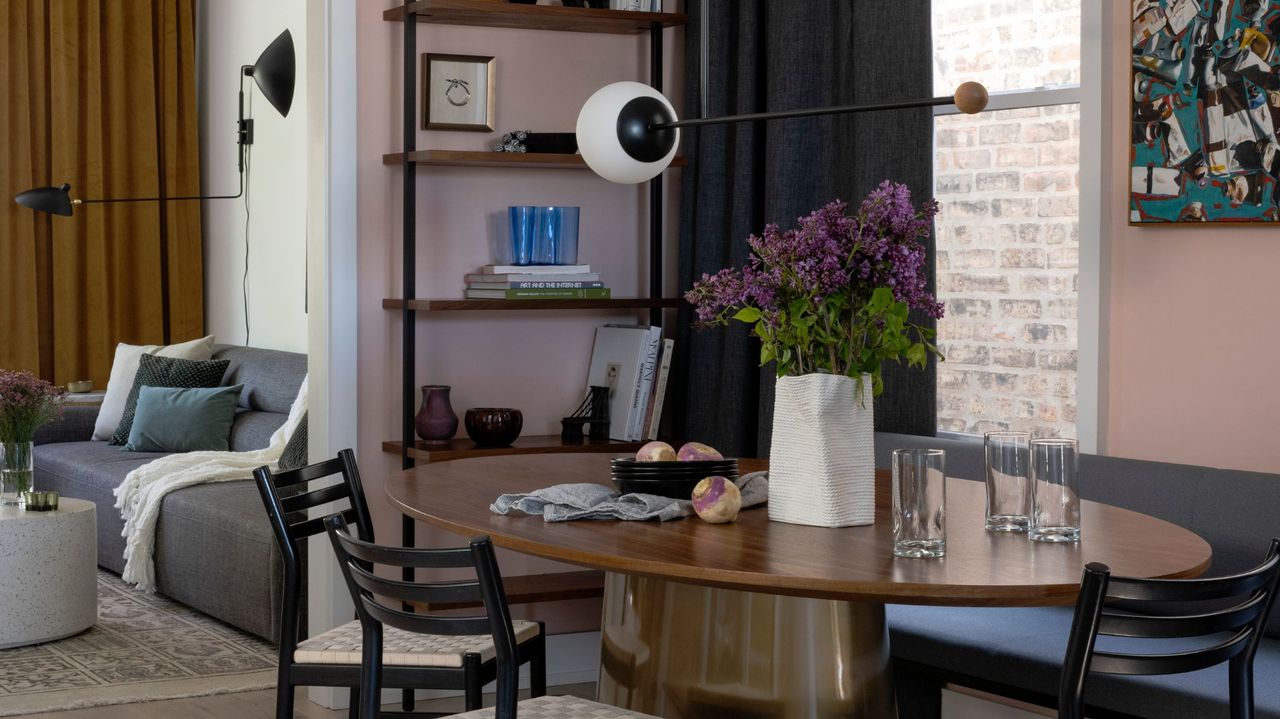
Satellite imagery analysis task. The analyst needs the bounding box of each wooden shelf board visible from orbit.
[410,570,605,611]
[384,0,687,34]
[383,435,644,462]
[382,149,687,170]
[383,297,683,312]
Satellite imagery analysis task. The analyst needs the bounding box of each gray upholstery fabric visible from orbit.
[671,0,935,458]
[874,432,985,483]
[32,405,99,445]
[154,481,285,642]
[31,343,307,642]
[213,344,306,414]
[887,604,1280,719]
[229,410,286,452]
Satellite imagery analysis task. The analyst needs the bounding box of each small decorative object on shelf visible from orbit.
[494,131,578,154]
[414,385,459,444]
[561,385,610,443]
[688,182,943,528]
[464,408,524,447]
[20,490,58,512]
[507,205,580,266]
[493,129,530,153]
[0,370,64,505]
[66,380,94,394]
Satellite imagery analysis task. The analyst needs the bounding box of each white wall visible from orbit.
[198,0,309,353]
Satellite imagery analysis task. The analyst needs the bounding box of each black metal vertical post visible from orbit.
[648,22,664,328]
[400,3,417,713]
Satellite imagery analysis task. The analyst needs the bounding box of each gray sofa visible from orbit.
[875,432,1280,718]
[33,344,306,642]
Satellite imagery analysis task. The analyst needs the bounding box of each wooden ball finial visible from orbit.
[953,81,989,114]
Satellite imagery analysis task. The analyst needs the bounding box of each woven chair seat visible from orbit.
[294,619,541,668]
[449,695,658,718]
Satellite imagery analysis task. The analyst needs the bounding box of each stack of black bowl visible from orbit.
[610,458,739,500]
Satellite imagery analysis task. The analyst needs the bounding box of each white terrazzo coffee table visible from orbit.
[0,498,97,649]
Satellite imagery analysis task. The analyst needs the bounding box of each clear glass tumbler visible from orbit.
[984,431,1031,532]
[532,206,579,265]
[508,206,537,265]
[1030,438,1081,543]
[892,448,947,558]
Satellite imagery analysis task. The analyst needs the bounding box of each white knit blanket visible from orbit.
[113,376,308,592]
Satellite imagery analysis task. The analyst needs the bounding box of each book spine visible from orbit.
[629,328,662,441]
[645,338,674,440]
[503,288,611,299]
[506,281,605,289]
[484,265,590,275]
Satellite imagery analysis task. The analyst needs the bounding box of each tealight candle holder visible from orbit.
[21,490,59,511]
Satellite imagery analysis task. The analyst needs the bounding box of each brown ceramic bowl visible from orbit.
[464,408,523,448]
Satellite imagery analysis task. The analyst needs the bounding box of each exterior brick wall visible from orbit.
[932,0,1080,438]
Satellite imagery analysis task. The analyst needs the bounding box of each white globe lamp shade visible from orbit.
[576,81,680,184]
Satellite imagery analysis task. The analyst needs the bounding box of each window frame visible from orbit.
[929,0,1104,453]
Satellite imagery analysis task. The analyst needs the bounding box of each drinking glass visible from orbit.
[1030,438,1080,543]
[533,206,580,265]
[984,431,1031,532]
[892,448,947,558]
[508,206,537,265]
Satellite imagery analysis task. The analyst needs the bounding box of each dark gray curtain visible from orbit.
[671,0,936,458]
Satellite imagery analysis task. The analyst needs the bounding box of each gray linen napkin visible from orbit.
[490,471,768,522]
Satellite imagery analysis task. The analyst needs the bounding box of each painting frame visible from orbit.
[1129,0,1280,225]
[421,53,495,132]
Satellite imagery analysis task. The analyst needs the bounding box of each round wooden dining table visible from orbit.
[386,454,1212,719]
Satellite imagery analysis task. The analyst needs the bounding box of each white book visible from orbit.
[585,326,652,442]
[645,338,674,440]
[465,272,600,283]
[482,264,591,275]
[628,326,663,441]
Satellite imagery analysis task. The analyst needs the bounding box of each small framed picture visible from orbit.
[421,53,495,131]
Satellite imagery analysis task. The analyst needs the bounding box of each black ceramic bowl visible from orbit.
[464,408,523,447]
[611,477,704,500]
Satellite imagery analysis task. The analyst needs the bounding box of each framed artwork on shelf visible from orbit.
[422,53,495,131]
[1130,0,1280,224]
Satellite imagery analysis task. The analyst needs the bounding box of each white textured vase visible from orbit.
[768,373,875,527]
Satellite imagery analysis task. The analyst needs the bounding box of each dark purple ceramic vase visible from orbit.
[414,385,458,444]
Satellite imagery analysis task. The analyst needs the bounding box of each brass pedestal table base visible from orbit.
[597,573,896,719]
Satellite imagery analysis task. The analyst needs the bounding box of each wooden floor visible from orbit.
[34,684,597,718]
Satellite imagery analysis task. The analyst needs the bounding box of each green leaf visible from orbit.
[733,307,762,324]
[760,344,775,365]
[906,342,927,368]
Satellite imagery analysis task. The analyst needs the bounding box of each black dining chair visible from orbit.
[253,449,546,718]
[1059,538,1280,719]
[325,514,659,719]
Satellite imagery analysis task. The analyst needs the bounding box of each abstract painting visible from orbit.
[1131,0,1280,223]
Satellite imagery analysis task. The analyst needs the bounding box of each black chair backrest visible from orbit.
[253,449,376,653]
[325,516,523,719]
[1060,538,1280,719]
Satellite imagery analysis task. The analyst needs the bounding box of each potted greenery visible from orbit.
[0,371,64,506]
[686,181,943,527]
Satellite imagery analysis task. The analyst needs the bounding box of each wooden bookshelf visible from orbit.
[383,435,643,462]
[384,0,687,35]
[383,297,683,312]
[383,149,687,170]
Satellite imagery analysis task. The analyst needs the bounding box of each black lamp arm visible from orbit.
[75,171,244,206]
[651,94,956,131]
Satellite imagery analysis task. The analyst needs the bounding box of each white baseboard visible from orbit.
[312,632,602,710]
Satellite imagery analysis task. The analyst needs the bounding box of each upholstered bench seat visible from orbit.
[887,604,1280,719]
[294,619,541,667]
[449,694,657,718]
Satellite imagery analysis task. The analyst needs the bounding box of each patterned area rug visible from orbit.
[0,571,276,716]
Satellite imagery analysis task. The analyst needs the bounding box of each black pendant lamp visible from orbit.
[15,29,296,217]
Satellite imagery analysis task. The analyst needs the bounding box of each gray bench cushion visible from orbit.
[214,344,306,414]
[887,604,1280,719]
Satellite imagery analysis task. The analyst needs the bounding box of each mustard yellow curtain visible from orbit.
[1,0,204,386]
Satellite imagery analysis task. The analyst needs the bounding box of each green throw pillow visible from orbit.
[109,354,230,445]
[124,385,244,453]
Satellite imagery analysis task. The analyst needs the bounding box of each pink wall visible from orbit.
[356,2,683,599]
[1102,1,1279,474]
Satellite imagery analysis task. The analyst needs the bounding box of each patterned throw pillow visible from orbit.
[109,354,231,446]
[278,411,308,471]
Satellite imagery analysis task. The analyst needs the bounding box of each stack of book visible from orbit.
[464,265,610,300]
[585,325,675,442]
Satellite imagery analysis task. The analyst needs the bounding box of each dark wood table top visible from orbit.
[386,454,1212,606]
